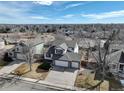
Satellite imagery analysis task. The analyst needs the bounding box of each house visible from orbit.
[109,44,124,53]
[9,39,45,61]
[44,39,81,69]
[78,38,106,50]
[107,49,124,78]
[78,38,96,49]
[11,42,29,60]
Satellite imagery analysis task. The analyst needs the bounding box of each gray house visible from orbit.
[8,40,44,61]
[107,49,124,77]
[44,39,81,69]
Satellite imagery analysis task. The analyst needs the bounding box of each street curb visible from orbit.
[0,74,75,90]
[0,74,86,91]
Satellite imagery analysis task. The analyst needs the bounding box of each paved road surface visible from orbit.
[0,78,58,91]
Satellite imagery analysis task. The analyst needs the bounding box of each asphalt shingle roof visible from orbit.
[107,49,124,64]
[52,52,81,62]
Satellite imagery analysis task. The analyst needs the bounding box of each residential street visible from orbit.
[0,78,58,91]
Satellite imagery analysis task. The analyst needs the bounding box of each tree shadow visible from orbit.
[90,71,123,91]
[12,70,31,76]
[108,77,123,91]
[36,68,48,73]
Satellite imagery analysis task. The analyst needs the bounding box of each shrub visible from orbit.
[3,52,13,62]
[38,62,51,70]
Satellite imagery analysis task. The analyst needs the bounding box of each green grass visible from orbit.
[38,62,51,70]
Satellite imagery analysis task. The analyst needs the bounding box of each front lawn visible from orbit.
[12,62,50,80]
[75,69,109,91]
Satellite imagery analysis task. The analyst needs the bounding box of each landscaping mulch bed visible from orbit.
[12,62,50,80]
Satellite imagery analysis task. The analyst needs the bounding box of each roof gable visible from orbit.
[107,49,124,64]
[59,43,68,51]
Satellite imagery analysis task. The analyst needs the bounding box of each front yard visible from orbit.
[75,69,109,91]
[75,69,123,91]
[12,62,51,80]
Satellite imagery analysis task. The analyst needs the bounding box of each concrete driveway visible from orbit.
[45,67,78,87]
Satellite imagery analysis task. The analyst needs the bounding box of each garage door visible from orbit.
[55,60,68,67]
[71,62,79,68]
[17,54,25,60]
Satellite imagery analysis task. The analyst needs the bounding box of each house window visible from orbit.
[16,47,19,51]
[46,53,52,58]
[55,49,63,54]
[119,64,124,71]
[67,47,74,52]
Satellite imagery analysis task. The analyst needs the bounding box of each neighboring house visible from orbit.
[0,38,5,49]
[78,38,96,49]
[4,38,19,45]
[78,38,106,50]
[64,30,74,36]
[9,40,44,61]
[13,42,29,60]
[109,44,124,53]
[32,43,44,59]
[44,39,81,69]
[107,49,124,77]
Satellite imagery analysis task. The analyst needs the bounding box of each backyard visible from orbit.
[12,61,51,80]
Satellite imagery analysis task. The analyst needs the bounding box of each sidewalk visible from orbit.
[0,74,85,91]
[0,61,25,75]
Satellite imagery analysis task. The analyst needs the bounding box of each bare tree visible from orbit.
[26,41,33,71]
[89,30,120,89]
[21,39,34,71]
[82,30,120,90]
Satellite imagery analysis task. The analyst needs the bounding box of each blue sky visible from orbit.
[0,1,124,24]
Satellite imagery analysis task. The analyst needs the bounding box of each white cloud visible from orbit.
[81,10,124,19]
[0,3,31,20]
[63,14,74,18]
[64,2,91,10]
[31,16,49,20]
[65,3,83,9]
[33,1,53,6]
